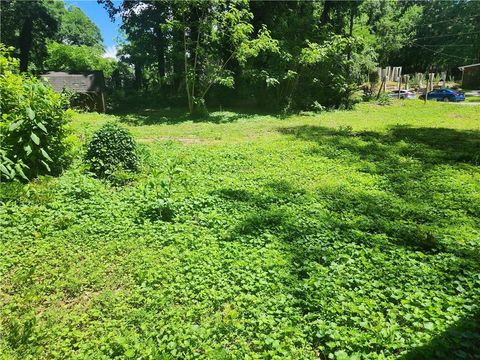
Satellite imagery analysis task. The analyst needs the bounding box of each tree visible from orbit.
[100,0,278,115]
[399,0,480,71]
[177,0,278,115]
[45,42,117,77]
[0,0,58,72]
[96,0,478,111]
[360,0,422,67]
[0,0,103,72]
[99,1,169,91]
[239,1,373,111]
[52,3,104,48]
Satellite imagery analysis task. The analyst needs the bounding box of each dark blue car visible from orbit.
[419,88,465,102]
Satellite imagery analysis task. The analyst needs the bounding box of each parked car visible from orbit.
[419,88,465,102]
[389,89,416,99]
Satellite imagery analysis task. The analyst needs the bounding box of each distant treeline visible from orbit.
[2,0,479,113]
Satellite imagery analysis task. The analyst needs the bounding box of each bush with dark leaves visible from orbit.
[85,122,138,178]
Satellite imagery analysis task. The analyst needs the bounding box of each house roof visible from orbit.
[458,63,480,71]
[41,71,105,93]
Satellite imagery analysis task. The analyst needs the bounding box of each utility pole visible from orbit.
[425,67,432,103]
[377,74,386,99]
[397,68,402,99]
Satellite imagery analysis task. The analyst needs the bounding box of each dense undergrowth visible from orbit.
[1,102,479,359]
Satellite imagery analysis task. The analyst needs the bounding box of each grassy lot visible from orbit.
[466,96,480,103]
[1,101,480,359]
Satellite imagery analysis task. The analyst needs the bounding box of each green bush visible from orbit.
[85,122,138,178]
[0,44,72,181]
[376,93,393,106]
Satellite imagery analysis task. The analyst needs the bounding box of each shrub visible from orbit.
[0,44,72,181]
[376,93,392,106]
[85,122,138,178]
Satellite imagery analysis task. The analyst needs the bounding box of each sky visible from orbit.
[64,0,122,58]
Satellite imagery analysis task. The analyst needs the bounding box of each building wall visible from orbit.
[71,92,105,113]
[41,71,105,112]
[463,67,480,88]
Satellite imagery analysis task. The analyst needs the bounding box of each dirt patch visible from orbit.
[138,137,203,144]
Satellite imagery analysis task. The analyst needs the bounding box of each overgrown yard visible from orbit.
[1,102,480,359]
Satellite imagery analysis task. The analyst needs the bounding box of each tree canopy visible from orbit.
[97,0,479,113]
[51,3,104,48]
[0,0,58,71]
[2,0,479,113]
[1,0,104,72]
[45,42,117,77]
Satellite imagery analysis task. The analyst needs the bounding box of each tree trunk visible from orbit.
[19,16,34,72]
[184,29,194,114]
[320,0,333,26]
[347,6,355,62]
[156,32,166,86]
[172,29,184,96]
[158,50,165,82]
[134,63,143,90]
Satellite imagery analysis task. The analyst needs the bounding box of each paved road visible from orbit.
[465,90,480,96]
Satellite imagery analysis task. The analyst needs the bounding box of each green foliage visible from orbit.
[85,122,138,178]
[0,44,72,181]
[51,3,104,48]
[361,1,423,66]
[45,42,117,77]
[0,44,19,76]
[1,0,103,72]
[104,0,279,115]
[139,198,176,223]
[400,0,480,69]
[376,93,393,106]
[292,36,367,110]
[0,0,58,71]
[99,0,479,112]
[3,0,479,112]
[1,102,480,359]
[179,0,279,115]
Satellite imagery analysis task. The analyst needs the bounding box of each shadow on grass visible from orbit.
[110,107,276,126]
[220,180,480,358]
[217,178,479,357]
[401,309,480,359]
[213,180,307,211]
[274,124,480,356]
[213,125,480,356]
[278,125,480,166]
[277,124,480,253]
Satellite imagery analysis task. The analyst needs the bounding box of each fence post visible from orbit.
[397,69,402,99]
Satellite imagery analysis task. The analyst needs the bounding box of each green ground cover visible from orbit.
[465,97,480,103]
[1,101,480,359]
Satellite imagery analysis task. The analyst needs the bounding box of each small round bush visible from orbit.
[85,122,138,178]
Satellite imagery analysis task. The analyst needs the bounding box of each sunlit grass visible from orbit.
[1,101,479,359]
